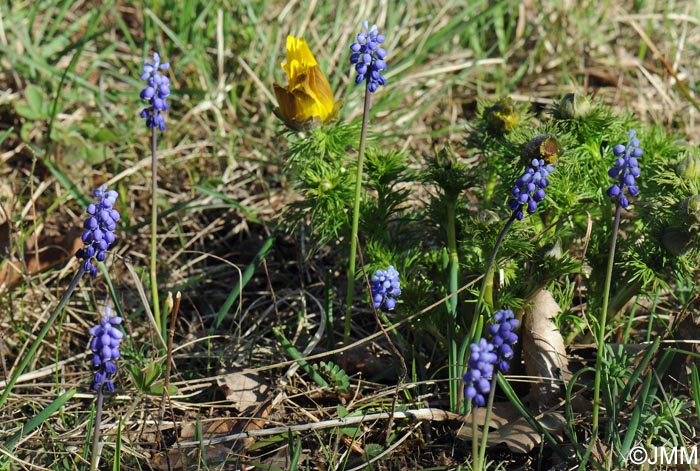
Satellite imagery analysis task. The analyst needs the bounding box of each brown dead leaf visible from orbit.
[0,221,83,290]
[460,401,523,429]
[486,415,548,453]
[522,289,571,410]
[216,369,269,414]
[338,342,399,380]
[458,404,566,453]
[179,418,236,440]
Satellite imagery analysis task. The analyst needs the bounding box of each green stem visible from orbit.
[472,409,479,470]
[446,199,460,412]
[458,214,516,413]
[0,266,85,409]
[89,384,105,471]
[477,373,499,471]
[343,81,372,346]
[446,200,459,317]
[150,126,162,337]
[592,203,622,442]
[472,214,517,337]
[483,167,498,209]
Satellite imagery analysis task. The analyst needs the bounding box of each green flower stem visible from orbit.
[446,200,459,318]
[343,81,372,347]
[458,214,516,413]
[446,199,460,412]
[472,214,517,335]
[592,203,623,442]
[483,168,498,209]
[476,371,500,471]
[89,384,105,471]
[565,277,643,344]
[150,126,162,337]
[0,265,85,409]
[471,409,479,469]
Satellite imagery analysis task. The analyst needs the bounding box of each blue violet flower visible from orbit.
[75,184,120,277]
[89,306,124,392]
[463,309,519,406]
[607,130,642,208]
[371,265,401,310]
[140,52,171,131]
[350,21,387,93]
[508,158,555,220]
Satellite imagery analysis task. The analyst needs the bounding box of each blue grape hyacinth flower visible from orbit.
[463,309,519,406]
[140,52,171,131]
[607,130,642,208]
[508,158,555,220]
[487,309,520,373]
[89,306,124,392]
[75,184,120,277]
[350,21,387,93]
[371,265,401,310]
[462,338,498,407]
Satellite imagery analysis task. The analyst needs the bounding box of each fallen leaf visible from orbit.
[216,369,269,414]
[461,401,522,429]
[338,342,398,381]
[458,403,566,453]
[179,418,235,440]
[522,289,571,410]
[0,222,83,290]
[486,415,550,453]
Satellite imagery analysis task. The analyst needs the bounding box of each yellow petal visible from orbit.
[273,83,299,123]
[275,35,338,130]
[282,36,317,86]
[308,66,335,121]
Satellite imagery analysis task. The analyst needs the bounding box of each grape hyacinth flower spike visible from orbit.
[462,338,498,407]
[75,184,120,277]
[371,265,401,310]
[89,306,124,392]
[508,157,555,220]
[487,309,520,373]
[350,21,387,93]
[607,130,642,208]
[463,309,519,406]
[140,52,171,131]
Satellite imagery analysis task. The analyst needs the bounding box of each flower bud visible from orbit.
[319,178,334,193]
[680,195,700,230]
[522,134,562,166]
[662,227,693,256]
[676,152,700,180]
[433,144,457,170]
[554,93,593,120]
[483,97,519,136]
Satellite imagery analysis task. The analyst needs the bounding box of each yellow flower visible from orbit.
[274,36,342,131]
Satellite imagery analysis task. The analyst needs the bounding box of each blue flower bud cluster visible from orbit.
[488,309,519,373]
[140,52,171,131]
[463,309,519,406]
[350,21,387,93]
[75,184,120,277]
[462,338,497,407]
[607,130,642,208]
[370,265,401,310]
[89,306,124,392]
[508,158,555,220]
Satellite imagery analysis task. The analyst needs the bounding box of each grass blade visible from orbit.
[212,236,274,331]
[4,389,76,449]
